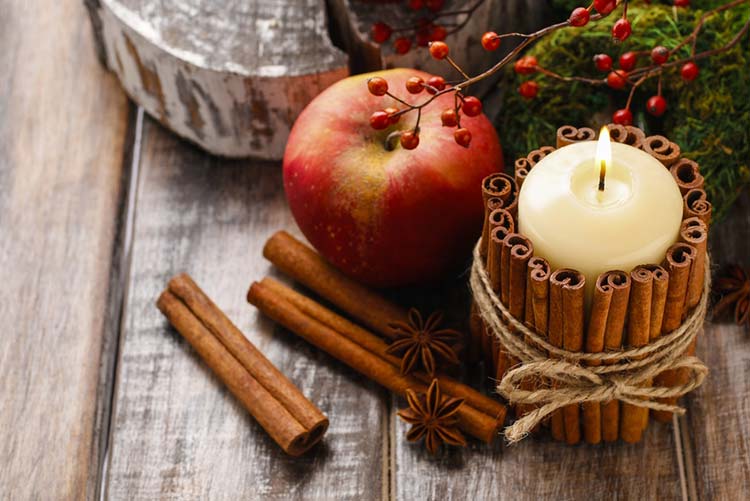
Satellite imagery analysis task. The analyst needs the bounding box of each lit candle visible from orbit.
[518,127,684,300]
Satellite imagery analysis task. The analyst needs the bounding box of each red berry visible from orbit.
[612,108,633,125]
[400,131,420,150]
[612,18,632,41]
[593,0,617,15]
[372,22,392,44]
[405,76,425,94]
[408,0,424,10]
[594,53,613,72]
[461,96,483,117]
[481,32,501,51]
[454,128,472,148]
[651,46,669,65]
[519,81,539,99]
[619,52,637,71]
[607,71,628,90]
[674,0,690,6]
[370,111,390,130]
[514,56,538,75]
[681,61,699,81]
[393,37,412,55]
[426,0,445,12]
[384,107,400,124]
[367,77,388,96]
[426,76,446,94]
[430,25,447,42]
[441,109,458,127]
[646,95,667,117]
[429,41,449,60]
[569,7,591,27]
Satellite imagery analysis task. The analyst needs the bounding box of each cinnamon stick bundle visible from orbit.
[480,196,505,259]
[642,135,681,167]
[548,269,585,444]
[514,146,554,188]
[583,271,626,444]
[157,274,328,456]
[653,243,697,422]
[607,124,646,148]
[263,231,408,340]
[670,159,704,195]
[247,280,503,443]
[683,188,713,228]
[556,125,596,148]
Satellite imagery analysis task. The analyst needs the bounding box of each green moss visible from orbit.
[496,3,750,220]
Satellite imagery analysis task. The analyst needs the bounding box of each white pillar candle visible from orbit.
[518,128,683,300]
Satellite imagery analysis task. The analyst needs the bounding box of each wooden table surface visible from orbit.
[1,1,749,499]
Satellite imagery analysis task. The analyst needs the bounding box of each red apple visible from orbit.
[283,68,503,287]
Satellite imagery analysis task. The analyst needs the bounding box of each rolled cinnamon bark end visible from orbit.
[680,217,708,310]
[684,188,712,228]
[480,197,505,259]
[157,280,327,457]
[262,231,408,340]
[482,172,518,218]
[515,158,531,189]
[642,135,681,167]
[549,269,585,444]
[607,124,646,148]
[487,226,508,294]
[528,257,551,336]
[556,125,596,148]
[671,159,704,195]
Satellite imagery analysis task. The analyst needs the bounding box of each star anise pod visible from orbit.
[386,308,461,376]
[713,264,750,329]
[397,379,467,454]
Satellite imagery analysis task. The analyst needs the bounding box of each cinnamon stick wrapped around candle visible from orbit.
[680,217,708,310]
[653,243,697,422]
[157,274,328,456]
[642,135,681,167]
[548,269,585,444]
[582,271,627,444]
[683,188,713,228]
[247,280,503,443]
[514,146,555,188]
[480,196,505,259]
[556,125,596,148]
[482,172,518,223]
[607,124,646,148]
[670,159,704,195]
[263,231,408,340]
[485,224,514,368]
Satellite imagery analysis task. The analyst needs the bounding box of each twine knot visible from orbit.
[469,243,709,443]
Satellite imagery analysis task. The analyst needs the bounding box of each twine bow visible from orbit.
[469,244,709,443]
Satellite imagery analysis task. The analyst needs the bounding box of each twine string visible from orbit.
[469,243,709,443]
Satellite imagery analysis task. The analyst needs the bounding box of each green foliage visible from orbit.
[497,2,750,220]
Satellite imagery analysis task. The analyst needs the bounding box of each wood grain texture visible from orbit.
[687,192,750,499]
[104,118,387,499]
[88,0,349,159]
[0,0,131,498]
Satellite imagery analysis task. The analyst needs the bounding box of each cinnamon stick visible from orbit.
[480,196,505,259]
[607,124,646,148]
[670,159,704,195]
[556,125,596,148]
[482,172,518,219]
[599,271,631,442]
[247,280,502,443]
[157,275,328,456]
[515,158,531,189]
[263,231,408,340]
[549,269,585,444]
[486,225,512,370]
[680,217,708,311]
[683,188,712,228]
[642,135,681,167]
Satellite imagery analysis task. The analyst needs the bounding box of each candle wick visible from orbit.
[598,159,606,191]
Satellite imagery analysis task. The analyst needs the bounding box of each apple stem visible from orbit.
[384,131,403,151]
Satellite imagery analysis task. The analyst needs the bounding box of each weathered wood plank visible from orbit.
[105,118,387,499]
[0,0,131,498]
[687,192,750,499]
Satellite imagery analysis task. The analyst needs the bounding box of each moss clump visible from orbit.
[496,3,750,220]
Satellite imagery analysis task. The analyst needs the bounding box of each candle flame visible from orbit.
[596,125,611,191]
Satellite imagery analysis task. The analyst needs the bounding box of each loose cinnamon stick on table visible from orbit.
[583,271,616,444]
[556,125,596,148]
[599,271,631,442]
[653,243,697,423]
[670,159,705,195]
[247,280,502,443]
[548,269,585,444]
[683,188,713,228]
[263,231,408,340]
[157,274,328,456]
[642,135,681,167]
